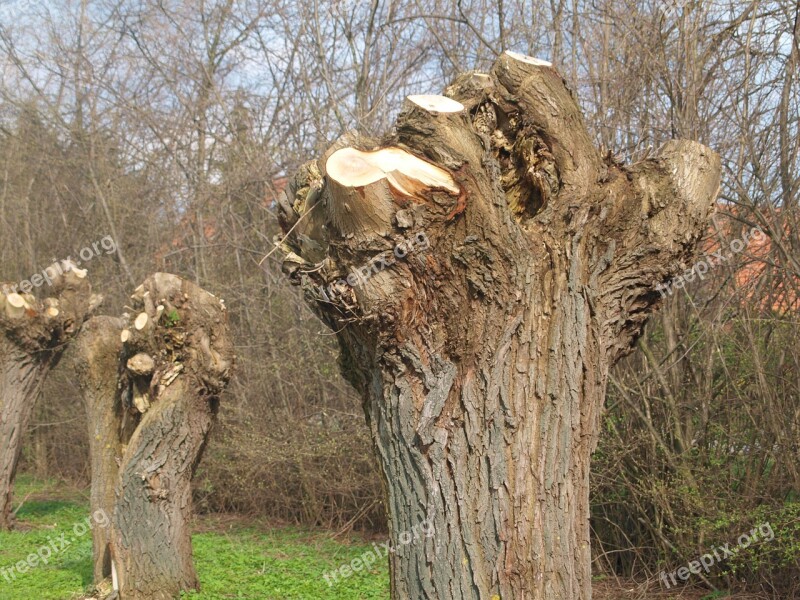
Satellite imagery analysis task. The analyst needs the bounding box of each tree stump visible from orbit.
[277,51,721,599]
[0,262,101,530]
[74,273,233,600]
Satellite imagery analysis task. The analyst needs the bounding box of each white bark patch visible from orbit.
[133,387,150,413]
[111,558,119,591]
[127,353,155,376]
[326,147,458,195]
[504,50,552,67]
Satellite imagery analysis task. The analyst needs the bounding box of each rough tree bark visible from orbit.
[73,273,233,600]
[0,262,100,530]
[277,52,721,599]
[73,315,125,585]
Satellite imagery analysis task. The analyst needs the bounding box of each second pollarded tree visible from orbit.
[74,273,233,600]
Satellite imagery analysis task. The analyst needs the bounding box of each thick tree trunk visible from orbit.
[113,377,215,598]
[73,273,233,600]
[277,52,721,599]
[0,263,100,529]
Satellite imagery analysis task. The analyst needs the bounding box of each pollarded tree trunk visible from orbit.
[73,273,233,600]
[277,51,721,599]
[0,262,100,530]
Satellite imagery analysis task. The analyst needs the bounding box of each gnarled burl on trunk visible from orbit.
[276,51,721,599]
[73,273,233,600]
[0,261,101,530]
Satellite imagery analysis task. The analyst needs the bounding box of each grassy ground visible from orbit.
[0,476,389,600]
[0,477,768,600]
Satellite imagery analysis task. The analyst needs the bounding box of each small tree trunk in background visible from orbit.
[0,263,100,530]
[74,273,233,600]
[277,52,721,599]
[73,315,126,583]
[32,417,48,478]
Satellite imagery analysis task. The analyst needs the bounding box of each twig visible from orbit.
[258,202,320,266]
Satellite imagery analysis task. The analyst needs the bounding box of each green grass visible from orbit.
[0,476,389,599]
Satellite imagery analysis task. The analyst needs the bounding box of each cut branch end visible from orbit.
[407,94,465,114]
